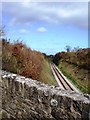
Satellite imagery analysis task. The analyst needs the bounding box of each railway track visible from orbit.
[51,62,80,93]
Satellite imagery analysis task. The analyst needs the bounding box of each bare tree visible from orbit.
[65,45,71,52]
[73,46,80,52]
[0,26,5,38]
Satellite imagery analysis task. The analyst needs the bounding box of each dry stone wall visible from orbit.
[0,71,90,120]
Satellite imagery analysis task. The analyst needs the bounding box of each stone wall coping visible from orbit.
[1,70,90,104]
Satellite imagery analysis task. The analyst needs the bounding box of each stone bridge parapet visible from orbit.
[0,71,90,120]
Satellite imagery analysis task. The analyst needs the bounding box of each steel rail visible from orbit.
[51,63,74,91]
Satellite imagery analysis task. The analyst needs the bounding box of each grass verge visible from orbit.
[39,59,57,86]
[58,61,88,93]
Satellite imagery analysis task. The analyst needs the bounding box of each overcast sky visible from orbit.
[2,1,88,55]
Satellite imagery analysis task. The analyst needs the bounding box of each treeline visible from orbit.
[2,39,44,80]
[53,48,90,70]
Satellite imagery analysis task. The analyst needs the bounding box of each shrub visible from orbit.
[2,39,44,80]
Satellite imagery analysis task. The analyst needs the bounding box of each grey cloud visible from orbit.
[1,0,89,2]
[2,2,88,29]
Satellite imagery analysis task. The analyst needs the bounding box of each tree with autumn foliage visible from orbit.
[2,39,44,80]
[53,48,90,70]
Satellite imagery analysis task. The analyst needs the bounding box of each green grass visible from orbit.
[39,59,57,86]
[58,61,88,93]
